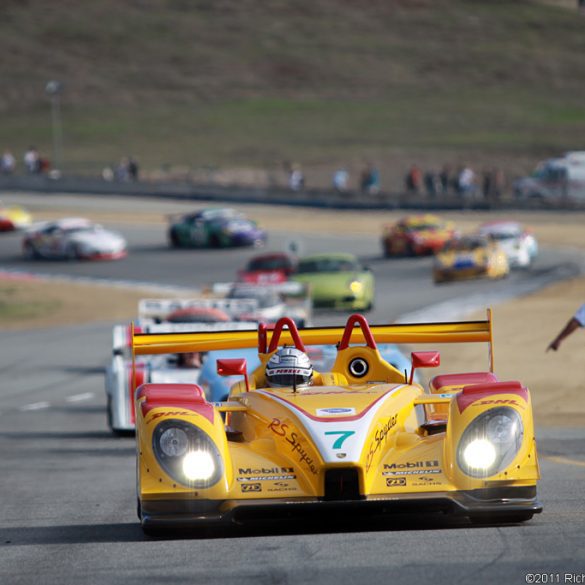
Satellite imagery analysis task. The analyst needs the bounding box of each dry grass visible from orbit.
[1,1,585,185]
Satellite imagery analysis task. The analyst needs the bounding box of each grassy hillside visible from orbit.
[1,0,584,187]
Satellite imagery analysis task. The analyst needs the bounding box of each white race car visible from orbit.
[23,217,127,260]
[105,298,259,435]
[476,221,538,268]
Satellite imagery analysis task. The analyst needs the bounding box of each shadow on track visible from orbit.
[1,523,144,545]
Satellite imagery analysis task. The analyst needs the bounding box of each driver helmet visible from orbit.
[265,346,313,388]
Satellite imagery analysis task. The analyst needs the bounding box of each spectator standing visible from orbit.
[288,164,305,191]
[405,165,422,195]
[332,168,349,192]
[424,169,438,199]
[458,165,476,200]
[115,157,130,181]
[0,150,16,174]
[361,163,380,195]
[493,168,505,201]
[439,165,451,195]
[24,146,40,174]
[128,157,139,181]
[482,168,493,201]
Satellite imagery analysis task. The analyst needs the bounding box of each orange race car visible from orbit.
[382,214,457,257]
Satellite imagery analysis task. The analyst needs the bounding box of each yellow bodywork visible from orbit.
[133,311,541,530]
[0,204,32,230]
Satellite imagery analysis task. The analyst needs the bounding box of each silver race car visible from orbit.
[23,217,127,260]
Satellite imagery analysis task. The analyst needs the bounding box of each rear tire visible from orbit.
[65,243,79,260]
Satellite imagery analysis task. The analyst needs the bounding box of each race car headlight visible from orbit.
[159,427,189,457]
[457,407,523,478]
[152,419,223,488]
[348,280,363,294]
[182,450,216,481]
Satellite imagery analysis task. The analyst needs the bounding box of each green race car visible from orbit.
[291,253,375,310]
[168,208,267,249]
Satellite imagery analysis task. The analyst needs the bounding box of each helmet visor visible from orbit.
[266,368,313,388]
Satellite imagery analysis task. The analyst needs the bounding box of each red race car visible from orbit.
[238,252,296,284]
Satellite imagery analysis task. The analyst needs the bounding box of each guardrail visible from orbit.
[0,174,579,211]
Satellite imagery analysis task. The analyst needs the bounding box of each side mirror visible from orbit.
[409,351,440,384]
[217,358,249,392]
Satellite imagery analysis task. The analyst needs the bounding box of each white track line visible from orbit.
[66,392,95,403]
[19,401,50,411]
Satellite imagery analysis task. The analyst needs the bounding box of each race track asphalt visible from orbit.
[1,213,585,584]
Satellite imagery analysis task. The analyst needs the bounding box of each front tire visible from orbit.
[169,229,181,248]
[23,241,39,259]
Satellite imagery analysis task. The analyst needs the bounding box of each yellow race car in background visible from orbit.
[433,235,509,284]
[132,311,541,535]
[0,200,32,231]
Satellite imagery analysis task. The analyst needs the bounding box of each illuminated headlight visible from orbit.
[152,419,223,487]
[457,407,523,478]
[348,280,363,295]
[182,450,216,481]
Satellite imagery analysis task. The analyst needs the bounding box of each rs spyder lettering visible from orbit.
[365,414,398,471]
[268,418,318,475]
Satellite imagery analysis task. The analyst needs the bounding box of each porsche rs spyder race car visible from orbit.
[22,217,127,260]
[168,208,266,249]
[132,311,541,534]
[0,201,32,231]
[382,214,457,257]
[433,235,509,284]
[476,221,538,268]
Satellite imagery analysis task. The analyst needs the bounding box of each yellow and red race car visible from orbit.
[0,201,32,232]
[132,312,541,534]
[433,235,509,284]
[381,214,457,257]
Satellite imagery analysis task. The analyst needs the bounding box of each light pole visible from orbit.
[45,80,64,174]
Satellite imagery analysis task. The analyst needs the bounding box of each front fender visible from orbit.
[443,381,539,490]
[136,383,232,501]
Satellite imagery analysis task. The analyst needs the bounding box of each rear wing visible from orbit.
[138,298,259,321]
[132,310,495,371]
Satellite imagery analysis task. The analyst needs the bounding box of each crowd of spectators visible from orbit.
[404,164,505,202]
[281,161,506,202]
[1,146,507,202]
[0,147,50,175]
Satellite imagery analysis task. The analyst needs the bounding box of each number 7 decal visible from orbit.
[324,431,355,449]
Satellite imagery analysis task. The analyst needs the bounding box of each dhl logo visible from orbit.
[147,411,191,423]
[473,399,524,408]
